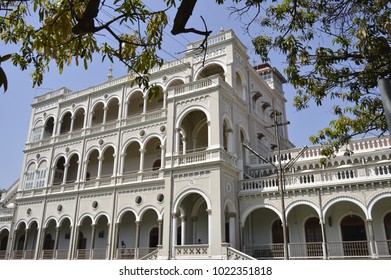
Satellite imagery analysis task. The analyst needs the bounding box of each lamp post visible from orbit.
[242,110,307,260]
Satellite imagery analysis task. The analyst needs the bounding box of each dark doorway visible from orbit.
[149,227,159,248]
[304,217,322,257]
[340,215,368,256]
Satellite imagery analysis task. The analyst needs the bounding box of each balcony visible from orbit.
[166,148,237,169]
[244,240,391,260]
[240,163,391,194]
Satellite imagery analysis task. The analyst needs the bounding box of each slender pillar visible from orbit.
[22,229,29,252]
[102,106,108,124]
[53,227,60,259]
[70,116,75,133]
[97,156,103,179]
[157,219,163,246]
[11,229,18,258]
[182,137,187,154]
[139,148,145,173]
[207,209,212,245]
[89,225,96,259]
[113,223,120,259]
[160,144,166,169]
[62,163,70,185]
[73,226,80,259]
[366,219,377,258]
[180,215,186,245]
[143,95,148,114]
[36,227,45,259]
[171,213,178,254]
[175,128,181,155]
[134,221,140,259]
[228,213,236,247]
[67,225,74,260]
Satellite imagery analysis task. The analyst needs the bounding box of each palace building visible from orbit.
[1,30,391,260]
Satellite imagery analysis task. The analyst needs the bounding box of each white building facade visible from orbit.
[1,30,390,260]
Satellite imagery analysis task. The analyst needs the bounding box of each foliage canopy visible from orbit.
[0,0,390,155]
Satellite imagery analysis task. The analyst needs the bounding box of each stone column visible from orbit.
[113,223,120,259]
[70,116,75,133]
[207,209,212,245]
[171,213,178,254]
[53,227,60,259]
[62,163,70,185]
[102,106,108,124]
[139,148,145,173]
[366,219,377,257]
[180,215,186,245]
[89,224,96,259]
[134,221,140,259]
[73,226,80,259]
[227,212,236,247]
[160,144,166,169]
[157,219,163,246]
[97,156,103,179]
[36,227,45,259]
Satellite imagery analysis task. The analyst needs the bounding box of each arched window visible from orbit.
[53,157,65,185]
[60,112,72,134]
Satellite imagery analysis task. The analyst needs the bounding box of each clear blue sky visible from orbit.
[0,1,333,188]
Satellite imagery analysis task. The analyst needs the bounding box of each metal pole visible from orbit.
[272,111,289,260]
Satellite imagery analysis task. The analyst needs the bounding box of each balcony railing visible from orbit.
[116,247,157,259]
[174,244,209,259]
[249,137,391,167]
[4,241,391,260]
[167,148,237,169]
[244,241,390,260]
[240,163,391,193]
[0,250,6,259]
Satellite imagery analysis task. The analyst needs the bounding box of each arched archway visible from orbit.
[196,63,225,81]
[304,217,322,257]
[123,141,141,174]
[73,107,85,131]
[146,86,164,112]
[178,109,209,154]
[53,156,66,185]
[173,192,210,247]
[101,146,115,177]
[76,216,93,259]
[0,229,9,259]
[106,97,120,122]
[60,111,72,134]
[117,210,138,259]
[127,90,143,117]
[86,149,99,180]
[340,214,368,256]
[91,102,104,126]
[43,116,55,139]
[144,137,162,171]
[93,215,109,259]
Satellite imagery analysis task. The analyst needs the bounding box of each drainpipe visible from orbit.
[168,96,177,260]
